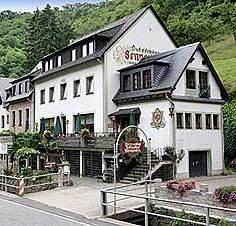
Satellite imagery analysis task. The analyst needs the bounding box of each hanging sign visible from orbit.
[121,140,145,153]
[113,44,159,64]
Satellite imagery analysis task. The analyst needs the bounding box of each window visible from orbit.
[12,111,15,126]
[45,118,54,131]
[57,56,62,67]
[25,108,30,122]
[74,80,81,97]
[82,44,87,57]
[176,113,183,129]
[206,114,212,129]
[123,74,131,92]
[18,110,22,126]
[71,49,76,61]
[86,76,94,95]
[25,81,29,92]
[199,71,209,98]
[185,113,192,129]
[195,114,202,129]
[88,42,94,55]
[49,87,54,103]
[12,85,16,96]
[45,61,49,71]
[133,72,141,90]
[1,115,4,128]
[213,114,219,129]
[40,89,45,104]
[60,83,67,100]
[186,70,196,89]
[80,113,94,132]
[19,83,22,94]
[49,59,53,70]
[143,69,152,89]
[7,115,9,124]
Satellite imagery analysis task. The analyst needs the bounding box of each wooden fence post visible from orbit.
[18,176,24,196]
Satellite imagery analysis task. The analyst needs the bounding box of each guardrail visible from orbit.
[0,172,70,196]
[101,180,236,226]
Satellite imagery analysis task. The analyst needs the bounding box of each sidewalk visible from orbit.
[194,174,236,192]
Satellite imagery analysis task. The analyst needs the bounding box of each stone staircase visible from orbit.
[119,151,165,184]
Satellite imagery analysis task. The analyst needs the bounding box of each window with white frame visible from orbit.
[74,80,81,97]
[213,114,219,129]
[49,59,53,70]
[86,76,94,95]
[57,56,62,67]
[195,114,202,129]
[186,70,196,89]
[205,114,212,129]
[49,87,54,103]
[71,49,76,61]
[88,42,94,55]
[82,44,87,57]
[185,113,192,129]
[176,113,184,129]
[60,83,67,100]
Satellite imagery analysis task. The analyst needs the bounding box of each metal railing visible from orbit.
[0,172,70,195]
[101,180,236,226]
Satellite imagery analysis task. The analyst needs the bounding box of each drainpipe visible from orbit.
[220,105,225,174]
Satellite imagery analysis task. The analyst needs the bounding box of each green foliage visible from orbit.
[20,167,33,177]
[215,186,236,203]
[15,147,40,160]
[223,100,236,164]
[217,219,235,226]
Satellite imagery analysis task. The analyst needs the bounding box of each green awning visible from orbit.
[39,118,45,134]
[75,114,82,133]
[54,116,62,135]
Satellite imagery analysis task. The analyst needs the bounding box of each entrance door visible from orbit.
[65,151,80,175]
[120,116,130,130]
[189,151,207,177]
[82,151,102,177]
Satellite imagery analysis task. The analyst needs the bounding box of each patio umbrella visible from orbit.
[39,117,46,133]
[75,114,81,133]
[129,111,136,126]
[54,116,62,135]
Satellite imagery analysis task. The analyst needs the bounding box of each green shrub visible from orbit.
[217,219,235,226]
[20,167,33,177]
[215,186,236,203]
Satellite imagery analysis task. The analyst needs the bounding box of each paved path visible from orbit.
[194,174,236,192]
[0,192,118,226]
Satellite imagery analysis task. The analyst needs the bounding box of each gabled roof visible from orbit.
[0,78,14,103]
[113,42,228,103]
[11,69,41,84]
[33,5,177,82]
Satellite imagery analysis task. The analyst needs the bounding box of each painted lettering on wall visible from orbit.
[113,44,159,64]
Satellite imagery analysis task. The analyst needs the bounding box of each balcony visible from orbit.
[54,132,117,150]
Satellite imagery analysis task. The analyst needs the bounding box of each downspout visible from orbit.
[220,105,225,174]
[165,93,176,148]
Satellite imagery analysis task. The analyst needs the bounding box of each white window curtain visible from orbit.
[58,56,62,66]
[82,44,87,57]
[72,49,76,61]
[49,59,53,70]
[89,42,94,55]
[90,77,94,93]
[45,61,48,71]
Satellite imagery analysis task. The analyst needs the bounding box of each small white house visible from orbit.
[32,6,228,178]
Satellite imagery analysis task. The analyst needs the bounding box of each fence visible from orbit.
[0,172,70,196]
[101,180,236,226]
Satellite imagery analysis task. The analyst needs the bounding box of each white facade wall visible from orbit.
[0,105,10,132]
[104,9,176,130]
[117,101,172,150]
[174,102,223,178]
[173,50,222,99]
[34,62,104,133]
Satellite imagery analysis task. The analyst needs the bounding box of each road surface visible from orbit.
[0,192,117,226]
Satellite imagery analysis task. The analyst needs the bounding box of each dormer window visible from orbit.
[82,44,87,57]
[12,85,16,96]
[143,69,152,89]
[133,72,141,90]
[19,83,22,95]
[25,81,29,92]
[186,70,196,89]
[57,56,62,67]
[45,61,49,72]
[71,49,76,61]
[49,59,53,70]
[88,42,94,55]
[123,74,131,92]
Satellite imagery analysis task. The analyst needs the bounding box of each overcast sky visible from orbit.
[0,0,102,12]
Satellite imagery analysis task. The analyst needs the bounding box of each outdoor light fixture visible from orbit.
[169,103,175,117]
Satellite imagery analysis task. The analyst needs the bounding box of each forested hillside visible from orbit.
[0,0,235,95]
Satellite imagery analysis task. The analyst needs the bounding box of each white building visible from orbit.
[33,6,228,179]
